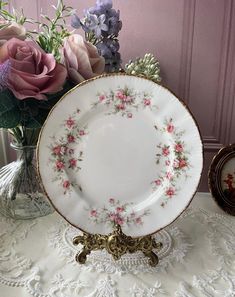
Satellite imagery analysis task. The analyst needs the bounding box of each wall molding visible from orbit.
[178,0,196,104]
[178,0,233,151]
[203,142,223,151]
[223,0,235,143]
[203,136,223,151]
[202,0,235,149]
[211,0,234,146]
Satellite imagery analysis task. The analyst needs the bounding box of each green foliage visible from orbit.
[0,1,73,60]
[21,80,75,128]
[0,90,21,128]
[0,1,33,25]
[0,81,75,130]
[35,0,74,61]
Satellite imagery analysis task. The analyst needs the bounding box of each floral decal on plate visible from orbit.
[88,197,150,227]
[152,118,191,207]
[92,86,157,118]
[48,109,87,194]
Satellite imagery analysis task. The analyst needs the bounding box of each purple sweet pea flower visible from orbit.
[96,0,113,10]
[96,41,112,58]
[87,6,104,15]
[0,60,11,91]
[85,13,108,37]
[106,8,119,18]
[105,51,121,72]
[71,14,81,29]
[81,0,122,73]
[107,16,122,36]
[106,39,120,52]
[86,0,113,17]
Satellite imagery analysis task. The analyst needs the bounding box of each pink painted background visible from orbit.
[7,0,235,191]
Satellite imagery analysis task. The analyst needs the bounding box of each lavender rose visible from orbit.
[0,21,26,46]
[0,38,67,100]
[61,34,105,83]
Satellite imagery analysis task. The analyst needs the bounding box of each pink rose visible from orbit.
[175,143,183,153]
[63,180,70,189]
[0,21,26,46]
[116,206,124,213]
[78,130,85,136]
[116,216,124,225]
[155,179,162,185]
[99,94,105,101]
[167,123,174,133]
[90,210,97,217]
[69,158,77,168]
[179,159,187,168]
[162,147,170,156]
[53,145,62,156]
[116,91,125,100]
[56,161,65,171]
[166,172,173,180]
[127,113,133,118]
[67,134,75,143]
[166,187,175,197]
[66,118,75,128]
[143,98,151,106]
[62,34,105,83]
[117,103,125,110]
[0,38,67,99]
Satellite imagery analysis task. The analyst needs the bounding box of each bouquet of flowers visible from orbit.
[0,0,123,146]
[0,0,161,219]
[0,0,161,146]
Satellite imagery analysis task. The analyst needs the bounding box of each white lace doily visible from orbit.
[48,221,192,274]
[0,194,235,297]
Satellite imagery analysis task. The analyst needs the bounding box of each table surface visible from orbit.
[0,192,235,297]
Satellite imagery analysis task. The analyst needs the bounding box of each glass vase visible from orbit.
[0,143,53,219]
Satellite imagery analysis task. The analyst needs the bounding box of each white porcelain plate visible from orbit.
[37,74,203,237]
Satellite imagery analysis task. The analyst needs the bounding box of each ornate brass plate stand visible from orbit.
[73,224,162,267]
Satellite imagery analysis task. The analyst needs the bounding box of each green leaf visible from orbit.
[0,90,21,128]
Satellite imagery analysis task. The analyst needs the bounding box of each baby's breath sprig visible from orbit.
[125,53,162,83]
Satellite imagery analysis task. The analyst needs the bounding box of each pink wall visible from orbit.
[8,0,235,191]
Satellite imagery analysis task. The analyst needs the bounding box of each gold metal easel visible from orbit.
[73,224,162,267]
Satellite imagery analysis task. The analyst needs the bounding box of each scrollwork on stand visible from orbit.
[73,225,162,267]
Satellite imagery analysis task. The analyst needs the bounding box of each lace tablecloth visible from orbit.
[0,192,235,297]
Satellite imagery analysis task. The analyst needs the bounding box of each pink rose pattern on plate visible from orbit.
[48,94,190,214]
[152,118,191,207]
[88,198,150,227]
[92,86,157,118]
[48,109,87,194]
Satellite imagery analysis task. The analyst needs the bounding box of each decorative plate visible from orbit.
[209,144,235,215]
[37,74,203,237]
